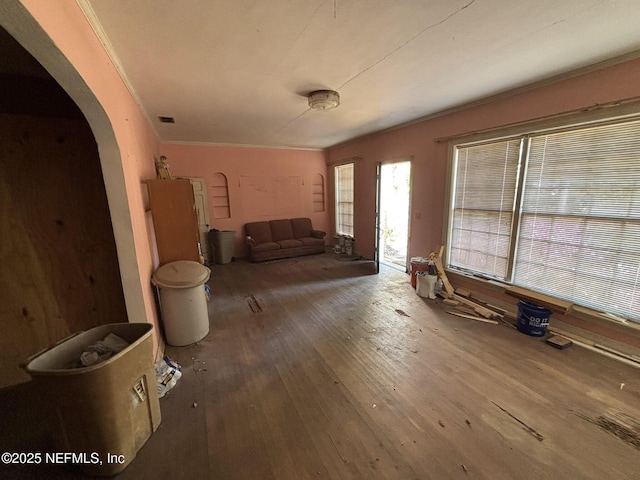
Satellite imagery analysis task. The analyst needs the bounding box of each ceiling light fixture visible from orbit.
[308,90,340,110]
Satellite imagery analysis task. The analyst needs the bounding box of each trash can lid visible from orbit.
[153,261,211,288]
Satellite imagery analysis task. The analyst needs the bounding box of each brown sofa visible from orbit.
[245,218,326,262]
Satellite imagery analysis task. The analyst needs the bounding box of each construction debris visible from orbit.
[246,294,263,313]
[455,288,471,298]
[454,305,478,316]
[432,246,455,296]
[453,294,500,319]
[447,310,499,325]
[505,285,573,314]
[431,245,522,326]
[546,335,573,350]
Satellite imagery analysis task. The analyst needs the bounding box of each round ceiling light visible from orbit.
[308,90,340,110]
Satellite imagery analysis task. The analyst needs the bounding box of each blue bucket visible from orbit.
[516,300,552,337]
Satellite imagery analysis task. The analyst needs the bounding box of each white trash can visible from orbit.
[152,260,211,346]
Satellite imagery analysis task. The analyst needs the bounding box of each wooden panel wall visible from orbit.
[0,113,127,387]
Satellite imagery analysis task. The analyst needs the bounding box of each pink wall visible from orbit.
[327,57,640,351]
[12,1,640,353]
[161,144,329,258]
[17,1,163,352]
[328,58,640,261]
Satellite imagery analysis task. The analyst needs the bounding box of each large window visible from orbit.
[449,118,640,323]
[335,163,354,237]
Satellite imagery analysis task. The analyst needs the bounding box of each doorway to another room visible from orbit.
[378,161,411,271]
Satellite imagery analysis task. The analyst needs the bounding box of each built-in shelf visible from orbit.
[312,173,325,212]
[211,172,230,219]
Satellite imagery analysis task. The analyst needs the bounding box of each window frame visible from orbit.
[334,162,355,237]
[445,103,640,323]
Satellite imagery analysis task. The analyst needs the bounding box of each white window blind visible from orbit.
[449,117,640,323]
[335,163,354,237]
[450,139,521,279]
[515,120,640,321]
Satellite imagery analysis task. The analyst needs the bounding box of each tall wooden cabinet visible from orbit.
[147,179,200,265]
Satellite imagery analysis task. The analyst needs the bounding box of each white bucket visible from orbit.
[416,272,437,299]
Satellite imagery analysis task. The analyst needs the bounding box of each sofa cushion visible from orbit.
[251,241,280,253]
[269,219,294,241]
[291,217,313,239]
[277,239,304,249]
[245,221,272,244]
[298,237,325,247]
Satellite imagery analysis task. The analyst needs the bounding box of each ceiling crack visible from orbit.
[337,0,477,91]
[515,0,606,44]
[273,1,326,69]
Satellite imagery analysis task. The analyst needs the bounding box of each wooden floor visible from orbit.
[2,253,640,479]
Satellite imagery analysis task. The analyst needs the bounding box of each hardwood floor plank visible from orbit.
[195,254,640,479]
[5,253,639,479]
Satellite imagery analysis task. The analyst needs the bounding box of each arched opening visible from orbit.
[0,3,147,387]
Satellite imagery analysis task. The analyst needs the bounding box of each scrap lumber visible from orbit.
[505,286,573,314]
[503,310,518,322]
[442,298,460,306]
[455,288,471,298]
[447,310,499,325]
[432,245,509,321]
[437,290,451,299]
[433,246,455,296]
[551,327,640,366]
[453,294,499,319]
[546,335,573,350]
[486,304,508,316]
[454,305,478,316]
[472,299,505,319]
[593,344,640,364]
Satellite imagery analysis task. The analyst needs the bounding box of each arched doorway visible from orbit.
[0,2,148,386]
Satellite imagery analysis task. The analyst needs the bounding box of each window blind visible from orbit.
[335,163,354,236]
[515,119,640,321]
[450,139,521,279]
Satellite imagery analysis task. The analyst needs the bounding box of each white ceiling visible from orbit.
[80,0,640,150]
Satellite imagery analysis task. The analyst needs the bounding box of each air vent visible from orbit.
[158,116,175,123]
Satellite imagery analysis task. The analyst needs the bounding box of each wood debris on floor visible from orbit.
[430,245,512,327]
[246,294,263,313]
[505,285,574,314]
[546,335,573,349]
[447,310,499,325]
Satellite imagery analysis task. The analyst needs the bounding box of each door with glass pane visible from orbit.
[378,161,412,270]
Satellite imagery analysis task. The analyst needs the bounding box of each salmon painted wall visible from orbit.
[16,1,163,352]
[327,57,640,353]
[328,57,640,262]
[161,144,329,258]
